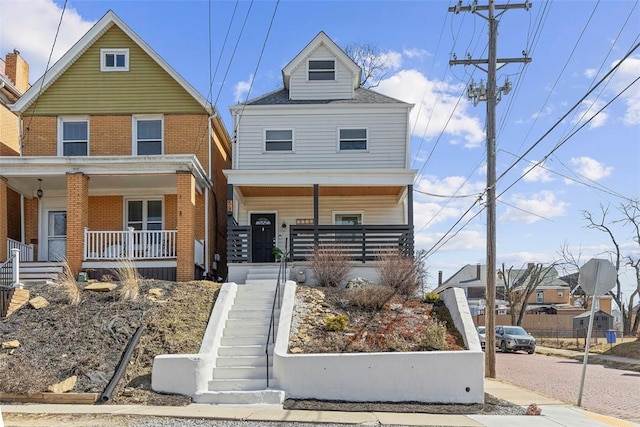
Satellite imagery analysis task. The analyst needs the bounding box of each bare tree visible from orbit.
[344,43,391,89]
[499,262,558,326]
[557,242,590,309]
[618,200,640,334]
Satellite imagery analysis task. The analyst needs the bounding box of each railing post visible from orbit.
[11,248,21,289]
[83,227,89,261]
[127,227,135,258]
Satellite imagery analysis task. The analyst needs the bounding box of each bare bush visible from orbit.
[58,257,81,306]
[308,245,352,287]
[376,250,427,297]
[113,259,141,301]
[345,285,395,310]
[419,319,449,351]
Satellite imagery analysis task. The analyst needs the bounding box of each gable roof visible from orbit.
[281,31,361,90]
[231,87,410,108]
[12,10,214,114]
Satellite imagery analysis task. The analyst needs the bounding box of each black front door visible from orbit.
[251,213,276,263]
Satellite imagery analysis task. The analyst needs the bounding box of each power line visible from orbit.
[414,188,481,199]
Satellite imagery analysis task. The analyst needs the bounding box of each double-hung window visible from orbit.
[339,128,367,151]
[59,118,89,156]
[265,129,293,152]
[334,213,363,225]
[127,199,163,231]
[100,48,129,71]
[308,60,335,81]
[133,116,163,155]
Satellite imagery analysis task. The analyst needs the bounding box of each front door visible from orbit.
[251,213,276,263]
[47,211,67,261]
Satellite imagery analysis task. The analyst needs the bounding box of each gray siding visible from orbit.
[236,106,409,170]
[289,45,354,100]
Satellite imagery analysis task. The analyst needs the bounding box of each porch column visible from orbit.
[177,171,196,281]
[0,177,8,260]
[313,184,319,244]
[66,172,89,275]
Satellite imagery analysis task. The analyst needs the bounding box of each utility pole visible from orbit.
[448,0,532,378]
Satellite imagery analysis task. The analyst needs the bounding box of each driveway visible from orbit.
[496,351,640,422]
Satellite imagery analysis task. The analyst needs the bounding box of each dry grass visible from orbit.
[539,337,639,355]
[308,245,352,287]
[376,250,425,297]
[345,284,395,310]
[113,259,141,302]
[57,257,81,306]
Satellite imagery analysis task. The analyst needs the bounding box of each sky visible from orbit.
[1,0,639,298]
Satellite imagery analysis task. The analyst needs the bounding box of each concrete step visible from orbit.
[218,345,271,357]
[194,389,284,405]
[208,378,274,392]
[228,309,274,319]
[216,355,269,367]
[213,366,268,380]
[224,325,271,336]
[220,335,268,346]
[232,300,274,310]
[245,279,280,285]
[225,318,271,329]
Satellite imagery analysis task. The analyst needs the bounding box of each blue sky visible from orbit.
[1,0,639,296]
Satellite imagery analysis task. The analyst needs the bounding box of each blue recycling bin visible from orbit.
[606,329,617,344]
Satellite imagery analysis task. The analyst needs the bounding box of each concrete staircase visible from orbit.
[197,277,285,404]
[18,261,63,284]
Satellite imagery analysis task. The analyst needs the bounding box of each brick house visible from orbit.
[0,11,231,282]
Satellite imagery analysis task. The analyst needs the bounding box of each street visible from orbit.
[496,351,640,422]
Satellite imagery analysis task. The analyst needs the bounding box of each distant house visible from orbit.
[225,31,416,283]
[436,264,506,315]
[573,310,614,338]
[1,11,232,281]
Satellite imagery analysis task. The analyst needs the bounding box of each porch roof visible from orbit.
[224,168,416,186]
[0,154,210,196]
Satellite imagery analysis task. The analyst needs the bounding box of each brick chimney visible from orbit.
[5,50,29,94]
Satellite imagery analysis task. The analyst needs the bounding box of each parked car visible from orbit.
[495,325,536,354]
[477,326,486,350]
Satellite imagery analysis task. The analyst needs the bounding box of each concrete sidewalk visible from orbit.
[536,345,640,367]
[1,378,638,426]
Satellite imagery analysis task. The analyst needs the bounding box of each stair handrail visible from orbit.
[0,248,20,290]
[265,239,288,388]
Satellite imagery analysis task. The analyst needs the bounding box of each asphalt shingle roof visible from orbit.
[240,87,409,106]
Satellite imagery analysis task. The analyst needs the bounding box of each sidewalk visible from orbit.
[1,378,638,427]
[536,345,640,367]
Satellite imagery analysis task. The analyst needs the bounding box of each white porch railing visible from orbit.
[7,239,34,262]
[84,227,177,260]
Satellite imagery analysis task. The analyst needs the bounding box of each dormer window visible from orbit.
[308,60,335,81]
[101,48,129,71]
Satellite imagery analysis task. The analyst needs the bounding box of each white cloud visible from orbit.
[568,156,613,181]
[376,69,485,148]
[522,162,553,183]
[415,175,485,200]
[403,47,430,59]
[0,0,95,83]
[500,191,568,224]
[415,229,485,253]
[610,56,640,125]
[572,99,609,128]
[530,105,555,120]
[584,68,597,79]
[233,74,253,103]
[381,50,402,70]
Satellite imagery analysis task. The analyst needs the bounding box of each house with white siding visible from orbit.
[225,32,416,283]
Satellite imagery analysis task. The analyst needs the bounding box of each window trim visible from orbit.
[132,115,164,155]
[263,128,294,153]
[332,211,364,225]
[307,59,336,81]
[57,116,89,156]
[124,197,165,231]
[100,48,129,72]
[338,128,368,151]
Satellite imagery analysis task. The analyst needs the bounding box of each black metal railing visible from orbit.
[289,225,413,262]
[1,251,18,318]
[265,239,288,388]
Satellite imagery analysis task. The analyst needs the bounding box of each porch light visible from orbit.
[37,179,43,200]
[281,221,287,229]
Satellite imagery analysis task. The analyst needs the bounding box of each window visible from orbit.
[59,118,88,156]
[308,60,335,80]
[100,48,129,71]
[536,291,544,303]
[558,291,564,298]
[127,200,163,230]
[265,129,293,152]
[339,128,367,151]
[133,116,163,155]
[334,213,362,225]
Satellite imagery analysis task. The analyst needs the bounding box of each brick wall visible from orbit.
[176,171,195,281]
[22,116,57,156]
[165,195,177,231]
[0,106,20,156]
[90,116,131,155]
[5,52,29,94]
[165,114,208,167]
[88,196,123,229]
[0,178,7,260]
[66,173,89,274]
[24,198,38,259]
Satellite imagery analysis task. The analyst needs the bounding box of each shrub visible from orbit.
[376,249,428,297]
[324,314,349,332]
[58,257,81,306]
[419,319,449,351]
[113,259,141,301]
[424,291,440,304]
[308,245,352,287]
[345,285,395,310]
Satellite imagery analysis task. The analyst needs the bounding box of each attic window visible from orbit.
[308,60,335,81]
[101,48,129,71]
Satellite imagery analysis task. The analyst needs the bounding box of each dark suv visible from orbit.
[495,325,536,354]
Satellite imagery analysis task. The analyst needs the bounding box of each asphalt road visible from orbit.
[496,351,640,422]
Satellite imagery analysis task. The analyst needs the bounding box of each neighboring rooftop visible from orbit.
[240,87,410,106]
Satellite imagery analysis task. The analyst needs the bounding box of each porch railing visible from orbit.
[7,238,33,262]
[1,248,20,290]
[290,225,414,262]
[227,225,251,263]
[84,228,177,260]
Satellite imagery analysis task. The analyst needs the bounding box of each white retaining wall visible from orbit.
[272,284,484,403]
